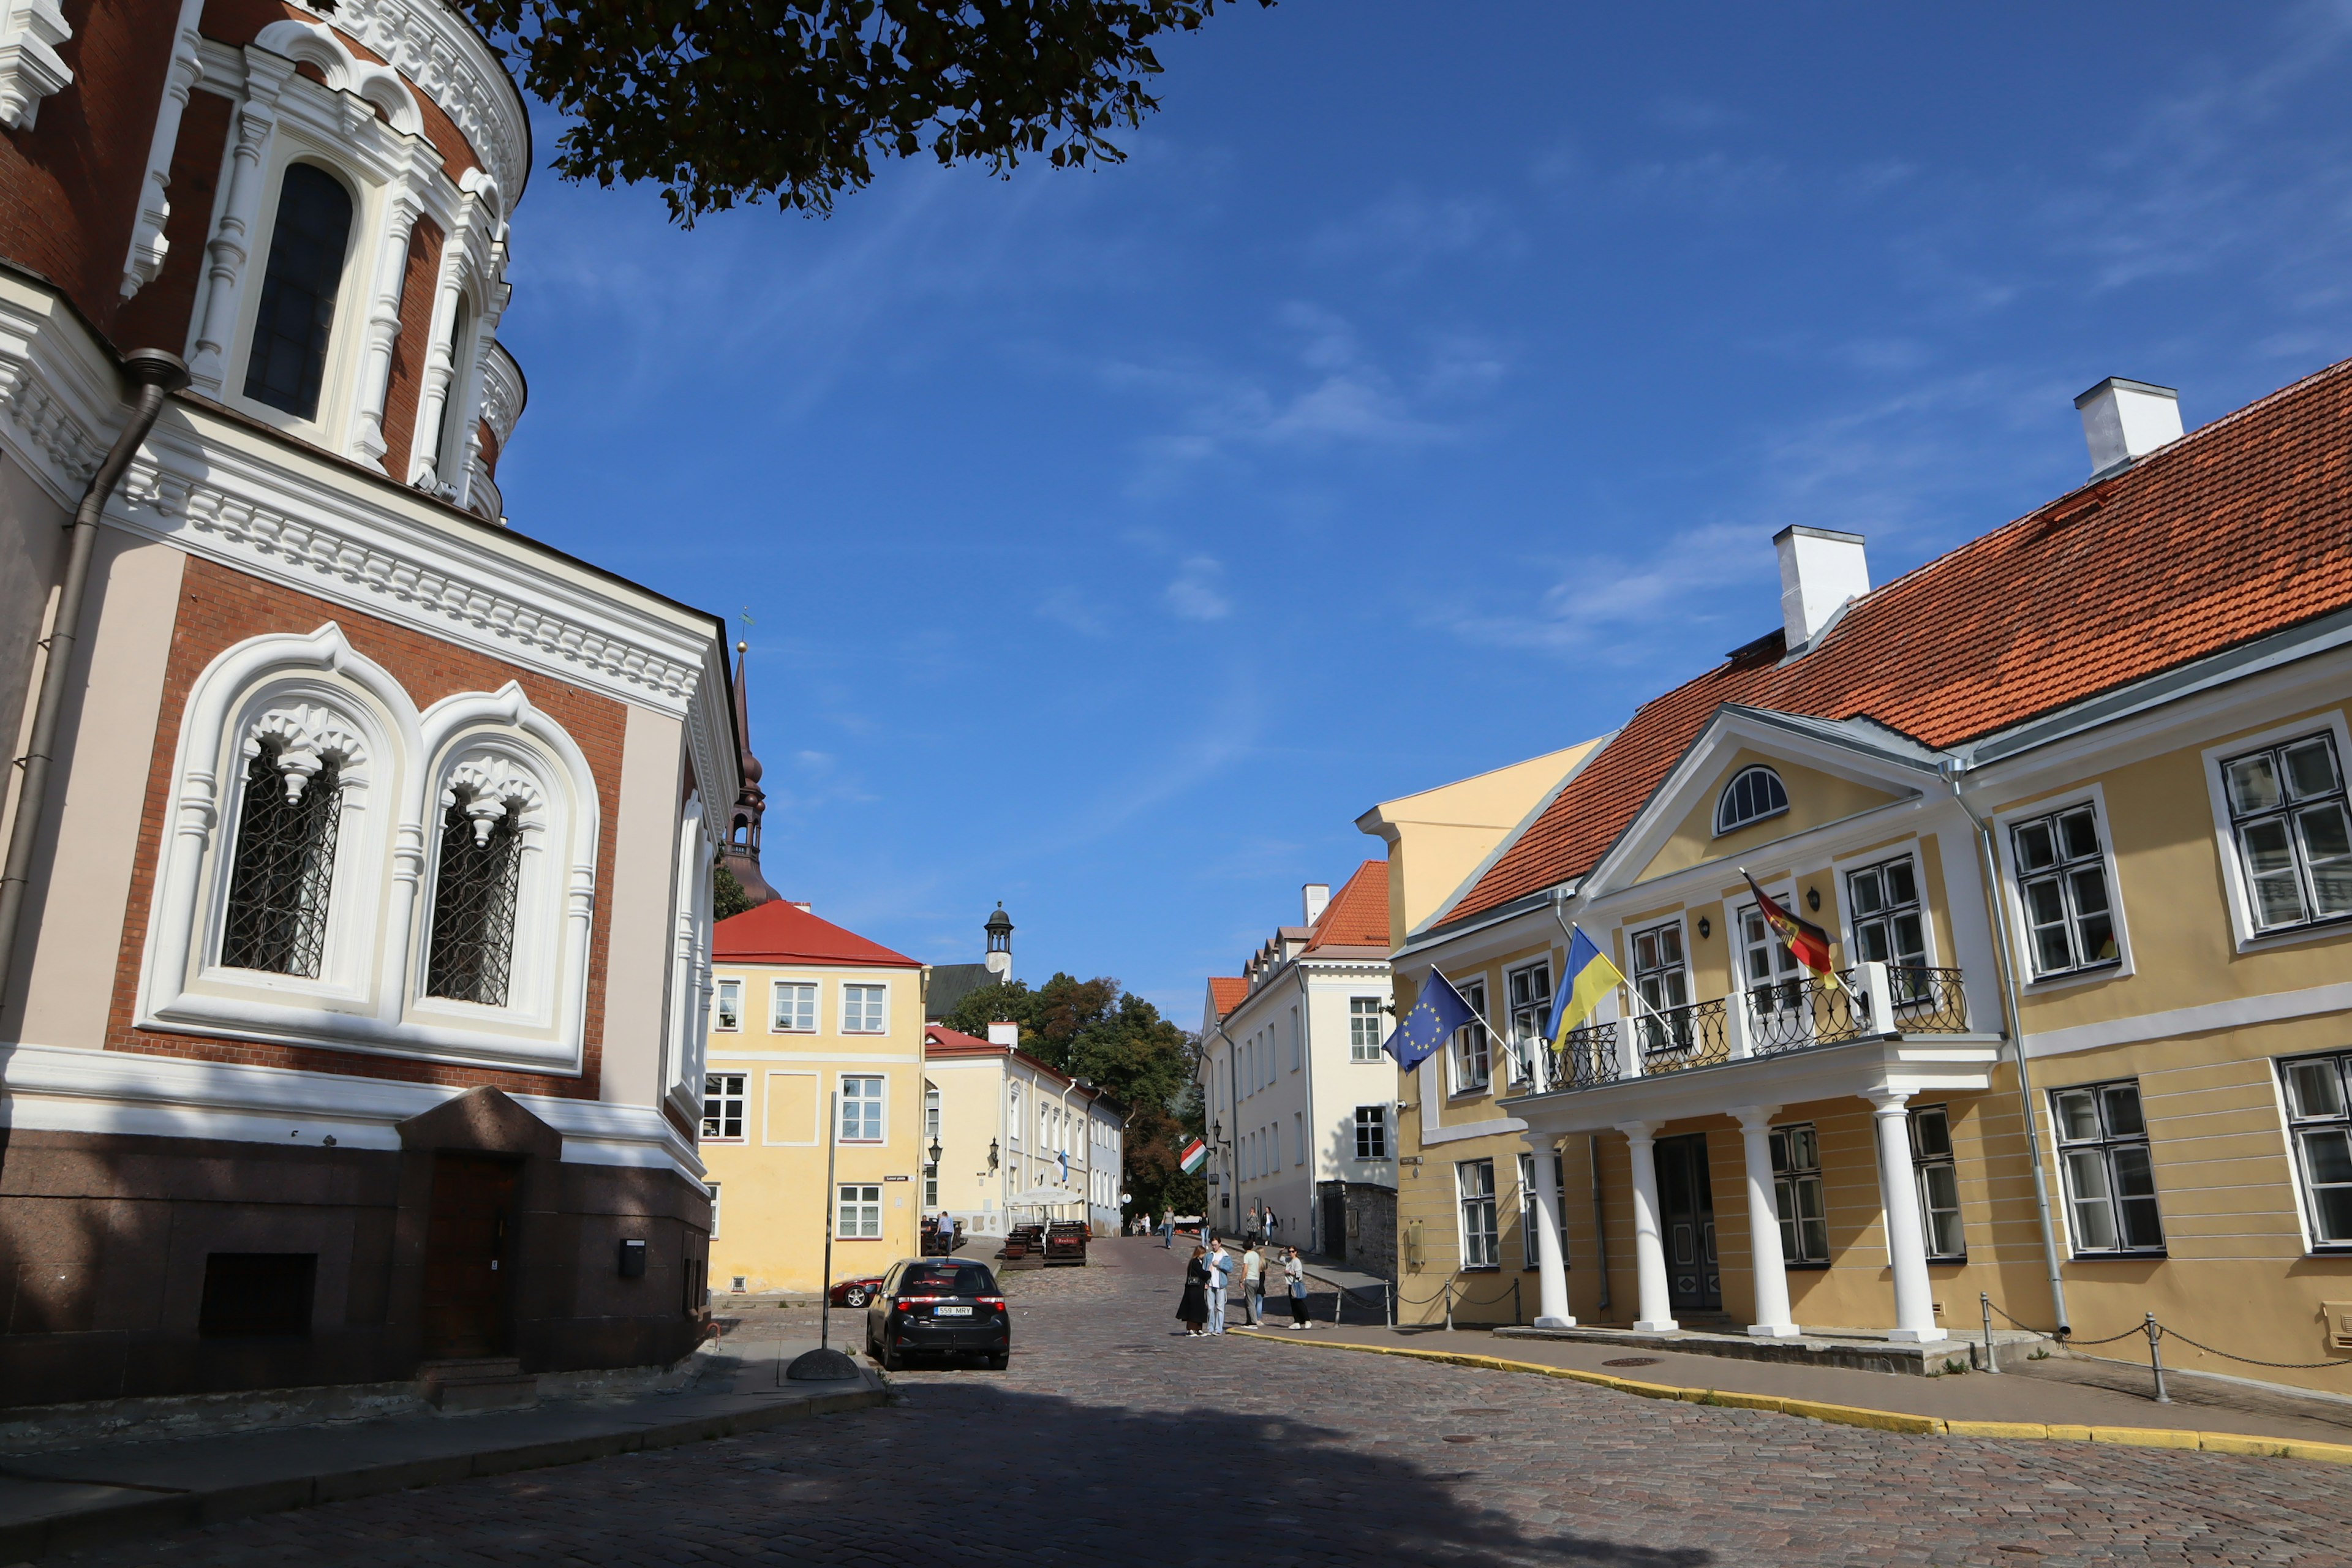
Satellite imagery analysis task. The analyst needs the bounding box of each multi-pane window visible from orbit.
[1740,900,1804,1019]
[1351,997,1385,1061]
[1630,921,1691,1052]
[1457,1159,1499,1270]
[840,1076,885,1142]
[1849,856,1928,1003]
[219,747,342,978]
[1452,978,1491,1093]
[1008,1083,1022,1145]
[842,983,886,1033]
[1289,1008,1302,1072]
[1507,962,1553,1082]
[424,795,523,1007]
[1770,1125,1830,1264]
[2052,1080,2163,1254]
[1716,764,1789,835]
[702,1073,746,1141]
[707,1182,721,1239]
[837,1183,882,1239]
[244,163,352,420]
[2012,805,2120,978]
[1519,1149,1567,1268]
[924,1085,941,1142]
[714,979,741,1031]
[1354,1104,1389,1159]
[1909,1105,1964,1260]
[2223,733,2352,933]
[2278,1052,2352,1248]
[1294,1111,1305,1166]
[772,981,816,1032]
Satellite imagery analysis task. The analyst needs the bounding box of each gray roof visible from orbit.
[925,963,1000,1023]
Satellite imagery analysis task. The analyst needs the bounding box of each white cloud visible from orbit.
[1166,556,1232,621]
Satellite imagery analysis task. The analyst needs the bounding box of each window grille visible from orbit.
[2281,1052,2352,1248]
[245,164,353,419]
[2051,1079,2164,1254]
[425,794,522,1006]
[2222,732,2352,933]
[1716,765,1789,835]
[219,747,342,978]
[1770,1124,1830,1264]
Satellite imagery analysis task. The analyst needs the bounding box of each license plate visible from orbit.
[935,1305,973,1316]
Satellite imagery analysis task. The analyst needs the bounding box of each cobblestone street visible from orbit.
[66,1240,2352,1567]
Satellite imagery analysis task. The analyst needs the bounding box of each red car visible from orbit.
[828,1275,885,1308]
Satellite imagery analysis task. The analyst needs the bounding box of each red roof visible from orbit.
[924,1023,999,1054]
[1448,356,2352,925]
[1207,977,1249,1020]
[713,900,919,967]
[1304,860,1392,952]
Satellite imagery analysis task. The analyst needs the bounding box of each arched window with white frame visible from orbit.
[244,162,354,420]
[1715,764,1790,835]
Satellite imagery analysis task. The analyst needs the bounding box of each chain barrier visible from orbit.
[1982,1294,2145,1346]
[2153,1323,2352,1372]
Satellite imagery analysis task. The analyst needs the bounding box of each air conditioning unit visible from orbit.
[1404,1221,1424,1268]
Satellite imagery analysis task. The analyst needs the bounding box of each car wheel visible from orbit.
[984,1351,1009,1371]
[880,1338,902,1373]
[842,1286,869,1308]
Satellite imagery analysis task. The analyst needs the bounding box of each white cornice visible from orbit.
[288,0,528,209]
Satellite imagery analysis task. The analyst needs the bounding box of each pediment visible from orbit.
[396,1085,563,1159]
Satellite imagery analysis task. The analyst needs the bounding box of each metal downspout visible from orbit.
[1942,760,2071,1336]
[0,349,189,1027]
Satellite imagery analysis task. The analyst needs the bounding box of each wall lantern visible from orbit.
[1806,887,1822,912]
[927,1138,943,1171]
[1697,916,1711,940]
[986,1139,1000,1171]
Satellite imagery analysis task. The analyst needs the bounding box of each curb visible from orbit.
[1228,1330,2352,1464]
[0,1382,886,1563]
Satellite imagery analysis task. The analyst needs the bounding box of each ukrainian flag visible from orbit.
[1547,925,1626,1049]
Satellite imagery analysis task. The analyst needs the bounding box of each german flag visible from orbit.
[1743,871,1843,991]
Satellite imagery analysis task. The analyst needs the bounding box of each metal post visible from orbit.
[2145,1313,2171,1404]
[1444,1277,1455,1332]
[1513,1278,1523,1326]
[1387,1278,1396,1327]
[1981,1292,2000,1374]
[820,1090,839,1354]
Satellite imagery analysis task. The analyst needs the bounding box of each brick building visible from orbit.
[0,0,739,1407]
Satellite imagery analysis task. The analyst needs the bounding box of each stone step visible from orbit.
[418,1358,538,1413]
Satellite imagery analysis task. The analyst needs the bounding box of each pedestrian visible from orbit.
[1177,1246,1210,1336]
[1242,1239,1265,1326]
[938,1213,957,1253]
[1205,1238,1231,1334]
[1284,1246,1312,1329]
[1160,1211,1174,1249]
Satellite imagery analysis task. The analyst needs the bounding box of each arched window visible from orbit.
[219,741,344,976]
[244,164,353,419]
[1716,764,1790,835]
[425,785,526,1006]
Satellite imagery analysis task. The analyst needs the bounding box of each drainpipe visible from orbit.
[0,349,189,1025]
[1293,959,1321,1259]
[1940,758,2071,1338]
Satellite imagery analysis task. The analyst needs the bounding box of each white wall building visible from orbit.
[924,1022,1127,1237]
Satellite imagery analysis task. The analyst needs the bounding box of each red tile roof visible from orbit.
[1447,356,2352,925]
[1304,860,1392,952]
[714,900,919,967]
[1208,977,1249,1020]
[924,1023,1000,1055]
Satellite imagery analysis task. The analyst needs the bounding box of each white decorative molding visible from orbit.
[289,0,529,208]
[247,699,371,799]
[255,18,422,136]
[441,750,545,842]
[122,0,210,298]
[186,51,292,396]
[0,345,107,489]
[0,0,71,130]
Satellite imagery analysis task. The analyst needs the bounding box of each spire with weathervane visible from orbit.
[719,639,778,908]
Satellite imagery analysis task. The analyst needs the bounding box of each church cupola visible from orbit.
[984,903,1014,979]
[718,640,778,908]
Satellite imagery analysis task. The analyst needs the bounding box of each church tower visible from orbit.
[984,903,1014,980]
[720,641,779,907]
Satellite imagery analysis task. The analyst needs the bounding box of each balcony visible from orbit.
[1544,963,1975,1094]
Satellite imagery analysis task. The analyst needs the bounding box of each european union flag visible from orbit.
[1385,970,1475,1071]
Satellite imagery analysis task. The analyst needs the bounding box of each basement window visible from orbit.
[198,1253,317,1338]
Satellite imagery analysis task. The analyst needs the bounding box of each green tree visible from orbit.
[435,1,1275,224]
[712,863,755,921]
[945,973,1203,1223]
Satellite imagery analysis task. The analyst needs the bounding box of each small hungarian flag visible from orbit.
[1178,1137,1207,1174]
[1743,871,1844,991]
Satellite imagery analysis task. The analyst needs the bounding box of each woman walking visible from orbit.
[1283,1246,1313,1329]
[1178,1246,1212,1337]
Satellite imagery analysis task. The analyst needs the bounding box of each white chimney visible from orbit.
[987,1022,1019,1049]
[2075,377,2181,475]
[1302,883,1330,925]
[1773,526,1869,651]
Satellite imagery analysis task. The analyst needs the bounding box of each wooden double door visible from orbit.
[421,1153,520,1359]
[1654,1133,1721,1312]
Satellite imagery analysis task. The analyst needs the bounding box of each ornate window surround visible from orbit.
[139,624,601,1074]
[662,793,717,1126]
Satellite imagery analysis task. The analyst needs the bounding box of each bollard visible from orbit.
[2144,1313,2171,1403]
[1444,1278,1455,1333]
[1981,1292,2000,1374]
[1388,1278,1396,1328]
[1513,1278,1523,1327]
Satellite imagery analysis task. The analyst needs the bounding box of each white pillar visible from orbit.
[1525,1132,1574,1327]
[1618,1120,1676,1332]
[347,187,425,468]
[1868,1088,1946,1341]
[186,56,291,394]
[1732,1105,1798,1337]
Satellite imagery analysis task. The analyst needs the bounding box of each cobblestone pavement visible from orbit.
[65,1239,2352,1566]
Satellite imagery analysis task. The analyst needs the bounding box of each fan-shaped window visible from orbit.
[244,164,353,419]
[1716,765,1790,835]
[219,745,343,976]
[425,793,524,1006]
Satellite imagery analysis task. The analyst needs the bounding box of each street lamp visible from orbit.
[927,1138,943,1170]
[986,1138,999,1171]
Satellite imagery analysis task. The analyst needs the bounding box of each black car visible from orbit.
[865,1259,1009,1371]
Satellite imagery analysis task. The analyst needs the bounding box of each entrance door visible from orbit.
[1323,1193,1348,1260]
[1654,1134,1720,1311]
[421,1153,519,1359]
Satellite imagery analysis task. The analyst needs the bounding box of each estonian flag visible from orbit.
[1743,871,1843,990]
[1547,924,1626,1048]
[1385,970,1475,1072]
[1178,1137,1207,1175]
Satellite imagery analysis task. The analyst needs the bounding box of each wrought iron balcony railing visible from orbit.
[1529,963,1971,1095]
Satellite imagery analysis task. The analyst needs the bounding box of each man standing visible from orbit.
[1205,1239,1232,1334]
[1241,1240,1265,1326]
[938,1213,956,1253]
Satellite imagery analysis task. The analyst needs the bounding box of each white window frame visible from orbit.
[1449,976,1491,1096]
[1294,1111,1305,1166]
[837,1183,883,1240]
[2050,1078,2165,1257]
[1630,916,1696,1057]
[2277,1049,2352,1253]
[1993,784,2134,991]
[771,979,818,1033]
[1289,1006,1302,1072]
[1505,959,1553,1085]
[1715,764,1790,836]
[840,1074,888,1144]
[1518,1148,1566,1269]
[1350,996,1385,1061]
[1354,1104,1389,1159]
[707,1181,721,1239]
[1456,1158,1499,1270]
[713,978,741,1032]
[924,1084,941,1142]
[1008,1082,1023,1146]
[841,981,888,1034]
[1909,1104,1965,1262]
[701,1072,747,1142]
[2201,710,2352,952]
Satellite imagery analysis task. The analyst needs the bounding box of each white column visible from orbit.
[1618,1120,1676,1332]
[1868,1088,1946,1341]
[403,203,474,486]
[1732,1105,1798,1337]
[121,0,207,298]
[186,55,291,394]
[1524,1132,1574,1327]
[347,186,425,467]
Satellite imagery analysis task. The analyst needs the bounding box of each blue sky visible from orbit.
[492,2,2352,1024]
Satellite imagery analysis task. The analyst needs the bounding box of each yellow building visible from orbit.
[1375,366,2352,1393]
[923,1023,1127,1240]
[701,900,927,1294]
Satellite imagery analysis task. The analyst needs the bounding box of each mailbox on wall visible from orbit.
[618,1238,647,1278]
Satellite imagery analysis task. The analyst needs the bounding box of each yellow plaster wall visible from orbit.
[1361,740,1602,944]
[1638,750,1904,883]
